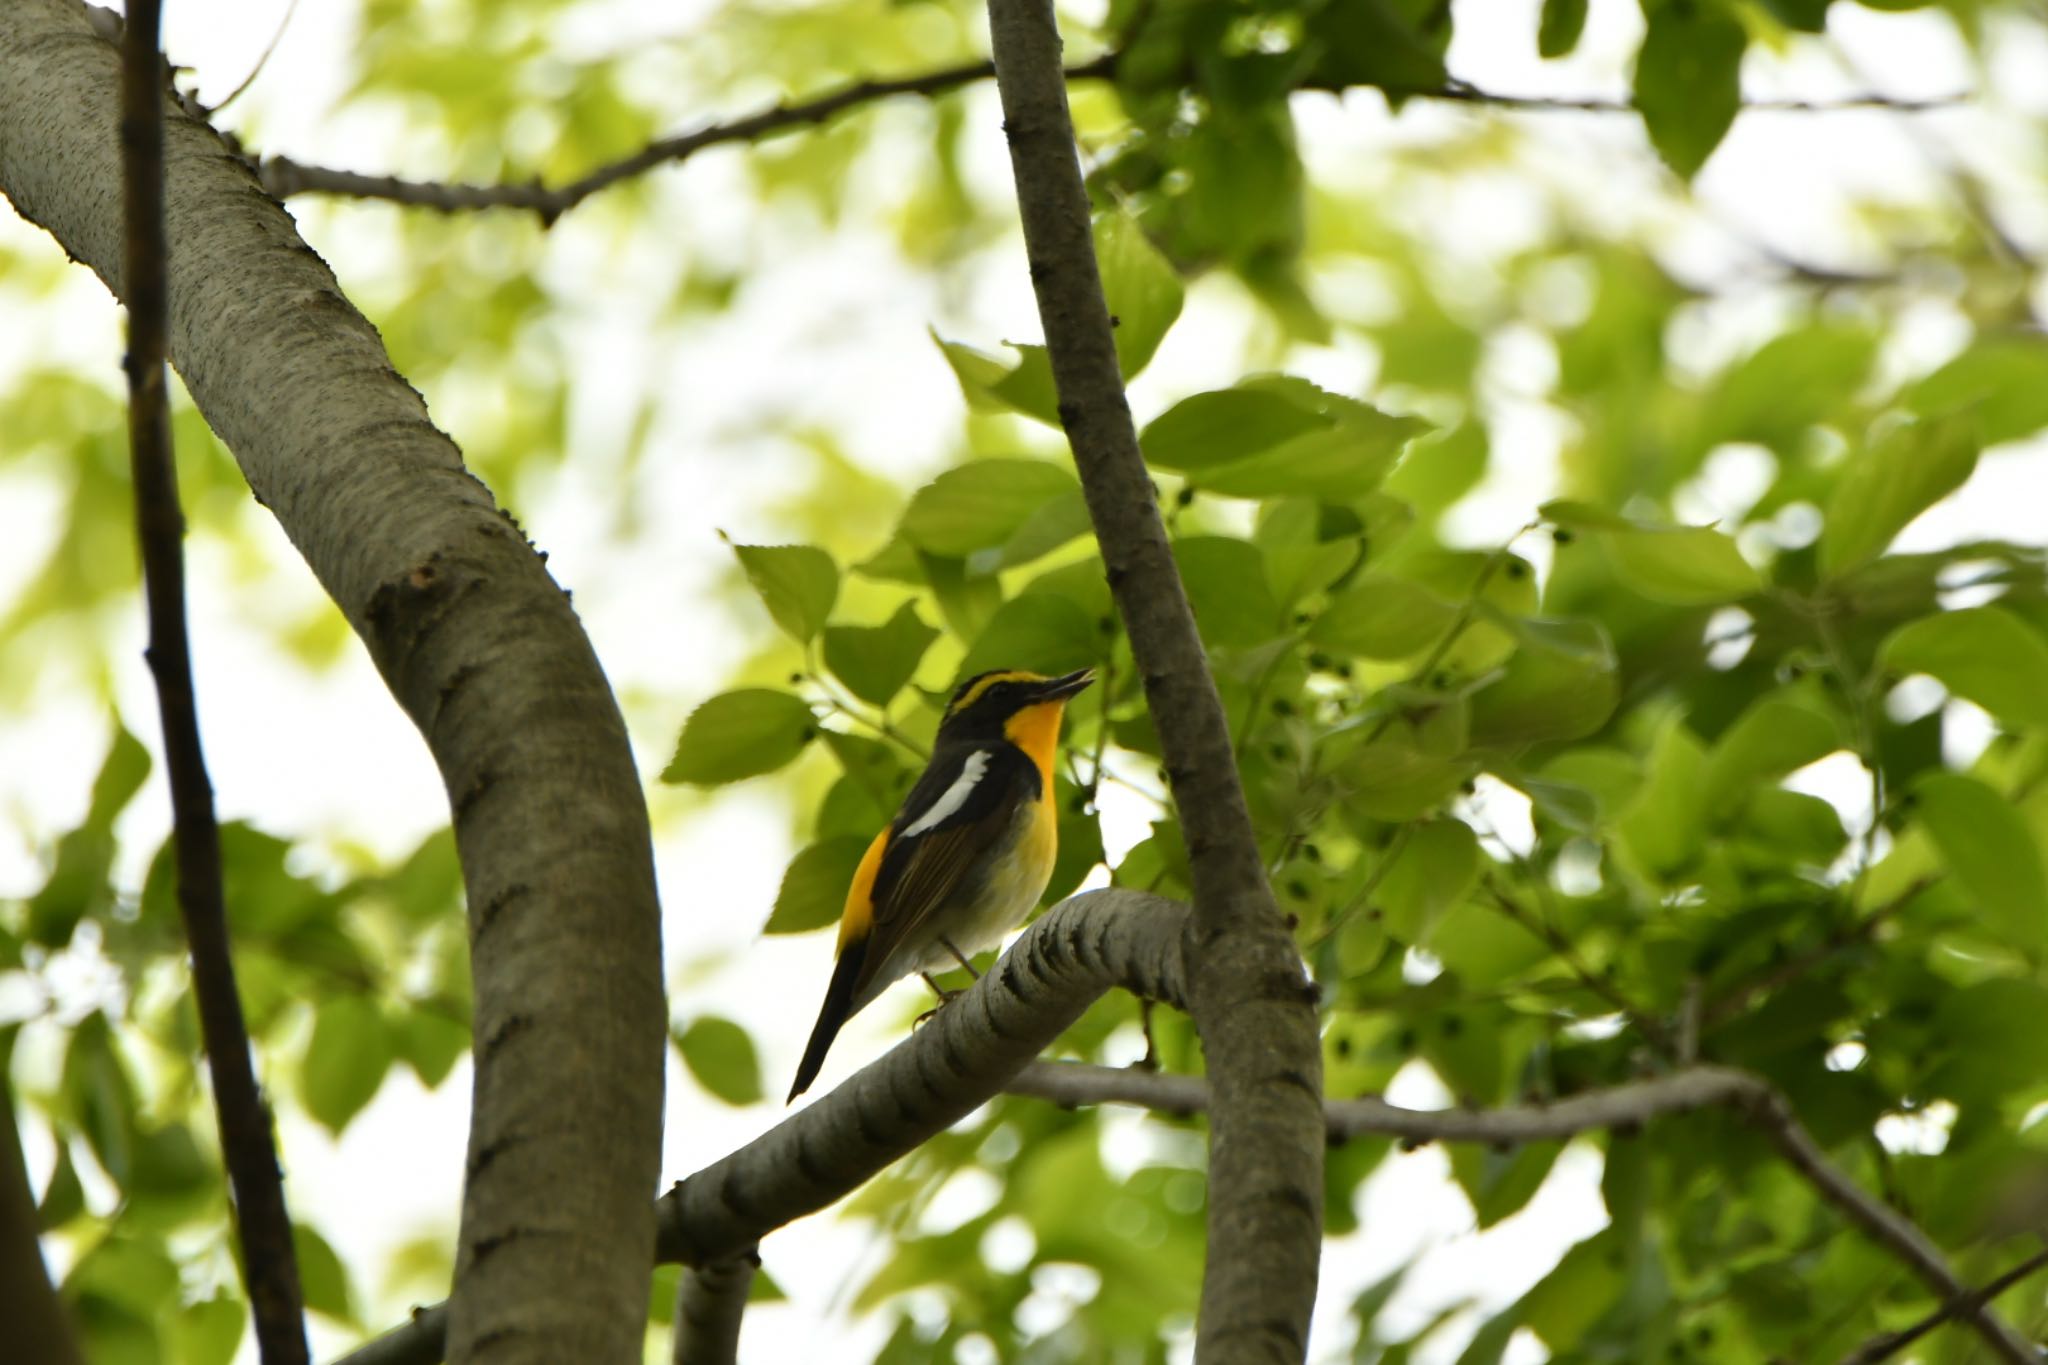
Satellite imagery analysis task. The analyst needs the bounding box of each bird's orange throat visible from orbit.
[1003,700,1069,792]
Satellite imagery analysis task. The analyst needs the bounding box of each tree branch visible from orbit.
[0,3,668,1360]
[1747,1089,2039,1364]
[1000,1061,2040,1363]
[248,50,1962,222]
[983,3,1325,1360]
[1837,1247,2048,1365]
[1004,1059,1767,1143]
[331,888,1192,1365]
[0,1066,84,1365]
[257,54,1115,223]
[669,1252,757,1365]
[118,5,307,1361]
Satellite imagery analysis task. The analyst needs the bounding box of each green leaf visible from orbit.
[1175,536,1283,648]
[1451,1140,1563,1227]
[1305,0,1451,92]
[1141,386,1326,473]
[1879,606,2048,731]
[935,334,1060,424]
[171,1294,244,1365]
[823,602,939,707]
[1914,772,2048,956]
[1544,501,1761,604]
[301,996,393,1135]
[1095,212,1183,379]
[1820,414,1979,578]
[900,459,1080,557]
[1468,618,1619,747]
[28,725,151,946]
[294,1223,355,1323]
[37,1142,83,1229]
[661,690,816,786]
[63,1013,136,1185]
[1909,333,2048,444]
[1313,575,1459,659]
[1701,691,1843,814]
[1344,740,1475,820]
[1617,715,1706,878]
[960,592,1099,678]
[1520,1228,1628,1350]
[1633,1,1746,179]
[1377,819,1481,941]
[1192,409,1428,500]
[675,1016,765,1106]
[731,543,837,643]
[392,1010,469,1089]
[919,551,1002,639]
[1538,0,1589,56]
[766,836,868,935]
[997,489,1093,571]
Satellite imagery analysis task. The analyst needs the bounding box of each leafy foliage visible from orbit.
[5,0,2048,1360]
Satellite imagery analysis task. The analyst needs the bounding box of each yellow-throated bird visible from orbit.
[787,666,1095,1101]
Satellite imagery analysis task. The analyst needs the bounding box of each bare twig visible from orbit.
[252,51,1968,223]
[207,0,299,115]
[118,8,307,1362]
[1006,1058,1762,1143]
[1701,874,1939,1030]
[1395,81,1968,114]
[670,1251,758,1365]
[1003,1060,2039,1363]
[258,54,1116,222]
[1751,1090,2040,1363]
[1837,1247,2048,1365]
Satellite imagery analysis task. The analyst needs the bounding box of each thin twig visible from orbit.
[1750,1089,2040,1363]
[1001,1060,2038,1362]
[258,54,1115,223]
[251,53,1970,223]
[207,0,299,115]
[1481,876,1672,1051]
[1837,1247,2048,1365]
[118,8,307,1363]
[1701,874,1939,1030]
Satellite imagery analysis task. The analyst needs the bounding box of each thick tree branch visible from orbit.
[118,5,307,1360]
[669,1252,757,1365]
[0,4,667,1362]
[984,1,1326,1360]
[332,888,1191,1365]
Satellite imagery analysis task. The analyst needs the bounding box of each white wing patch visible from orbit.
[901,749,990,837]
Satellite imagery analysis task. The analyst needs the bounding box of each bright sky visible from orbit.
[2,0,2043,1362]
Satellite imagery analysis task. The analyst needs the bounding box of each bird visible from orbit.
[786,665,1096,1102]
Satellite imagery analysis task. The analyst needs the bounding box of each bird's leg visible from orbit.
[939,937,981,979]
[919,971,960,1002]
[1132,997,1161,1072]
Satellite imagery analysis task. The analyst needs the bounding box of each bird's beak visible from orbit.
[1034,667,1096,703]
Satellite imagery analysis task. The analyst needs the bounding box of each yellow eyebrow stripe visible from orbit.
[949,669,1049,715]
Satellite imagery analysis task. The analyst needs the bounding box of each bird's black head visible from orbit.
[938,667,1095,741]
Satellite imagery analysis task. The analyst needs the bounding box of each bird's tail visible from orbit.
[787,939,867,1102]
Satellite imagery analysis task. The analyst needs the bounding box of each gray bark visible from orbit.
[0,4,666,1361]
[981,1,1327,1359]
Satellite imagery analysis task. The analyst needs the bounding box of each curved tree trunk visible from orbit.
[0,4,666,1361]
